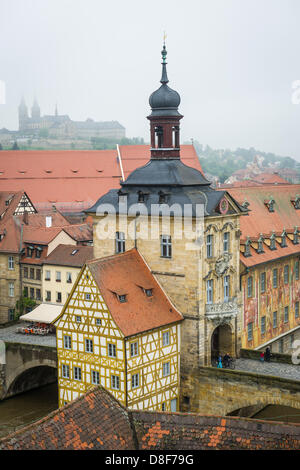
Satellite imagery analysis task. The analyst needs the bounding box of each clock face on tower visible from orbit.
[219,198,229,215]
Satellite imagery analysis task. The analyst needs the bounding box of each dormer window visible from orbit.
[244,238,252,257]
[159,191,166,204]
[257,235,264,254]
[118,294,127,303]
[242,200,250,210]
[281,230,287,248]
[138,191,145,203]
[27,246,34,258]
[118,190,127,204]
[143,288,153,297]
[292,196,300,209]
[265,198,275,212]
[294,227,299,245]
[270,232,277,250]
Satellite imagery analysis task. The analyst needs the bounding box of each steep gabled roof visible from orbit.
[87,249,183,337]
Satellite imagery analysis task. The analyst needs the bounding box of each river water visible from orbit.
[0,383,58,438]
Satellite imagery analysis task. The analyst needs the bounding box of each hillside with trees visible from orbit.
[190,140,300,183]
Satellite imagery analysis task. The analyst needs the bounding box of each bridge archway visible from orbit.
[211,324,234,362]
[6,365,57,398]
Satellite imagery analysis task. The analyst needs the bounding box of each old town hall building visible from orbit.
[85,43,247,387]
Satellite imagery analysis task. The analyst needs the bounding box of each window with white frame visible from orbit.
[162,331,170,346]
[162,362,170,377]
[206,279,213,304]
[131,373,139,389]
[130,341,138,357]
[74,367,82,381]
[284,306,289,323]
[223,232,230,253]
[108,343,116,358]
[64,335,71,349]
[247,276,253,298]
[62,364,70,379]
[206,234,213,258]
[111,375,120,390]
[91,370,100,385]
[115,231,125,254]
[161,235,172,258]
[8,256,14,270]
[66,272,72,283]
[56,271,61,282]
[85,339,93,353]
[45,270,51,281]
[224,275,230,302]
[8,282,14,297]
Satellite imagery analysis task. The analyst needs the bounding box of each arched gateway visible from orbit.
[211,324,234,363]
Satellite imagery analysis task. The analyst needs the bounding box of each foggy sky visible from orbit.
[1,0,300,159]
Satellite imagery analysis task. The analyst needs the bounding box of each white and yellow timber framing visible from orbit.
[54,263,181,411]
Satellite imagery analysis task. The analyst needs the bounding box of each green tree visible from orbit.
[15,291,36,319]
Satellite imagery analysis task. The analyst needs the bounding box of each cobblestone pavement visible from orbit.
[0,324,56,348]
[235,358,300,382]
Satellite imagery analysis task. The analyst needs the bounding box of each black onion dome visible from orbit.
[149,85,181,116]
[148,43,182,117]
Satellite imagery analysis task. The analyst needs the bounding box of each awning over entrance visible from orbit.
[20,303,62,324]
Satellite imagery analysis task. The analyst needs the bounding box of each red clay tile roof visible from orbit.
[253,173,290,185]
[0,146,202,212]
[227,184,300,238]
[87,249,183,337]
[16,211,70,228]
[0,386,299,450]
[62,224,92,242]
[240,235,300,268]
[22,225,64,244]
[44,244,93,267]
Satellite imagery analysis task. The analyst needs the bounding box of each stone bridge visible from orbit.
[0,341,57,400]
[180,366,300,416]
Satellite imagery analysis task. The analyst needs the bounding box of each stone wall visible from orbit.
[2,342,57,399]
[180,366,300,416]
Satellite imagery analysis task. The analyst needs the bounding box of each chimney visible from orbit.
[46,216,52,228]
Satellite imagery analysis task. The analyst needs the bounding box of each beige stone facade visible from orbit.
[0,253,21,324]
[92,198,243,377]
